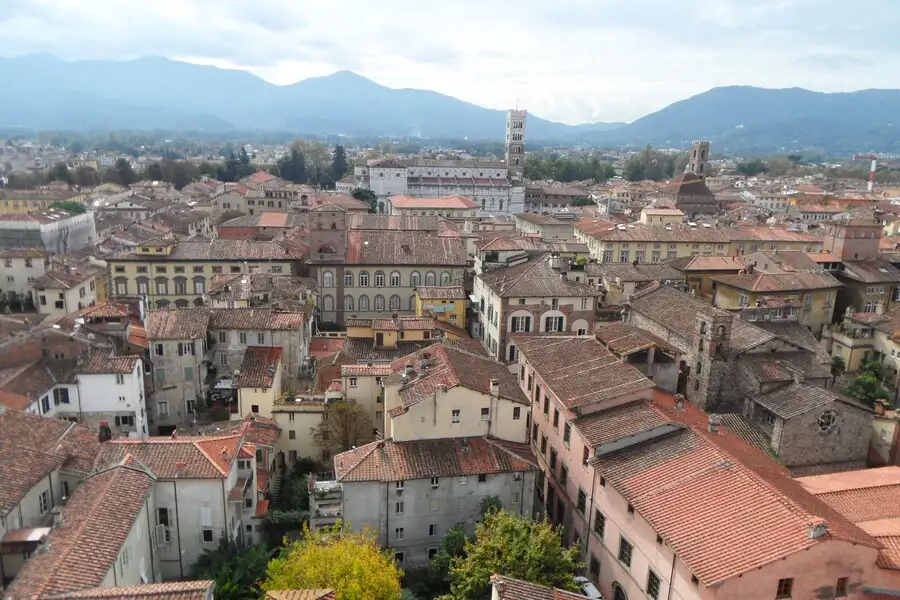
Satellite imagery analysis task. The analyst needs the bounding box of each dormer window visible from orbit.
[699,321,708,335]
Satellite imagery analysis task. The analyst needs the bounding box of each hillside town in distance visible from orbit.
[5,108,900,600]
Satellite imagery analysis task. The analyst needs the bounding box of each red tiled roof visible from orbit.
[0,437,64,516]
[309,337,346,358]
[42,581,214,600]
[415,285,467,300]
[341,364,393,377]
[145,309,210,340]
[388,341,527,408]
[235,346,282,388]
[373,316,435,331]
[265,591,334,600]
[209,308,307,330]
[247,171,277,185]
[515,336,653,409]
[255,499,270,517]
[335,436,537,482]
[389,194,479,209]
[79,351,141,375]
[490,575,584,600]
[345,230,466,266]
[101,435,242,479]
[196,414,281,448]
[5,465,155,600]
[587,390,879,586]
[258,212,289,227]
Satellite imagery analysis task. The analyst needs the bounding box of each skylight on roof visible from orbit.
[879,268,890,273]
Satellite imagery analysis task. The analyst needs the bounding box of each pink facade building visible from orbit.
[518,334,900,600]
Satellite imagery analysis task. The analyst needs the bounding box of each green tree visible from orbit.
[736,158,768,176]
[262,524,402,600]
[312,401,375,456]
[190,537,273,600]
[73,166,100,188]
[623,157,646,181]
[842,361,891,407]
[199,161,220,177]
[831,355,846,378]
[277,146,308,184]
[49,162,72,184]
[448,511,579,600]
[479,496,503,516]
[114,158,138,186]
[331,145,349,182]
[145,162,164,181]
[68,140,84,154]
[571,196,594,207]
[50,201,87,214]
[351,188,378,213]
[673,152,690,175]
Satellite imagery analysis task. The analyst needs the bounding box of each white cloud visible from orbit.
[0,0,898,123]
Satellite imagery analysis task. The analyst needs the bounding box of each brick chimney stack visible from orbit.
[175,461,186,478]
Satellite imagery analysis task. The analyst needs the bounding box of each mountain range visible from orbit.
[1,54,899,154]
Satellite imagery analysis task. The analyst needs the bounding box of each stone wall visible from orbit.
[775,400,873,468]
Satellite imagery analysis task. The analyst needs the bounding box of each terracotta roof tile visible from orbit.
[235,346,282,388]
[573,401,668,447]
[594,322,678,355]
[209,308,307,330]
[372,316,434,331]
[335,436,537,482]
[588,390,878,586]
[415,285,467,300]
[42,581,213,600]
[196,414,280,448]
[341,364,393,377]
[79,350,141,375]
[490,575,583,600]
[0,410,103,486]
[479,253,600,298]
[387,341,527,408]
[99,435,242,479]
[145,309,210,340]
[752,382,869,419]
[42,581,214,600]
[515,336,653,409]
[711,272,841,292]
[265,591,334,600]
[0,437,64,516]
[5,465,155,599]
[345,230,466,266]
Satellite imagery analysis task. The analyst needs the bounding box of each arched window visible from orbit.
[409,295,416,310]
[344,295,354,311]
[865,301,873,313]
[323,271,334,287]
[374,271,385,287]
[699,321,707,335]
[389,295,401,311]
[410,271,421,287]
[374,295,385,311]
[174,299,189,308]
[390,271,401,287]
[155,299,170,309]
[344,271,354,287]
[323,295,334,311]
[136,277,149,296]
[425,271,436,286]
[440,271,451,285]
[358,295,370,311]
[359,271,370,287]
[193,297,205,307]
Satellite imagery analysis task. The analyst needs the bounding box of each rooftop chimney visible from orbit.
[171,429,178,439]
[175,461,186,478]
[674,394,684,410]
[489,378,500,398]
[98,420,112,443]
[808,519,828,539]
[307,473,316,493]
[707,414,721,433]
[404,363,414,378]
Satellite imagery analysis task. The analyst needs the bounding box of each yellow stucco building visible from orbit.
[414,285,467,330]
[107,238,297,308]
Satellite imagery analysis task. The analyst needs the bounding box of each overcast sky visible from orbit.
[1,0,897,124]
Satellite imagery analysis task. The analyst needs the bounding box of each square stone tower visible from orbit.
[687,140,711,178]
[506,109,527,182]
